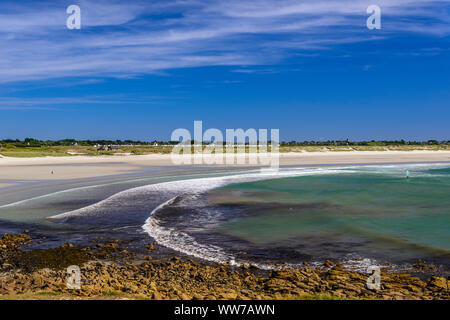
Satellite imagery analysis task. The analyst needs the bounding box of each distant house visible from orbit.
[97,145,119,151]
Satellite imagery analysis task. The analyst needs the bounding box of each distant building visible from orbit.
[97,145,120,151]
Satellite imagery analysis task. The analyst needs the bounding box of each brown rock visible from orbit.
[323,260,334,268]
[429,276,449,290]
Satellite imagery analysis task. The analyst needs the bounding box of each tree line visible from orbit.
[0,138,448,148]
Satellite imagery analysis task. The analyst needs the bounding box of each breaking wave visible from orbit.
[48,167,349,269]
[47,163,450,270]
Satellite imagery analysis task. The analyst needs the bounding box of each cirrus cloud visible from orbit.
[0,0,448,83]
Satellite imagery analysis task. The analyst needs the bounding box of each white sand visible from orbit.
[0,151,449,183]
[279,150,450,166]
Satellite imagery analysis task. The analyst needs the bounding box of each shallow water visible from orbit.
[143,163,450,270]
[0,163,449,271]
[211,165,450,268]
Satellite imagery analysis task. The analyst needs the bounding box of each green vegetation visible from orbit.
[0,138,448,158]
[36,291,60,296]
[279,144,450,153]
[0,143,174,158]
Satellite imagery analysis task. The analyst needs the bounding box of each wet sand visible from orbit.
[0,151,449,183]
[0,184,15,189]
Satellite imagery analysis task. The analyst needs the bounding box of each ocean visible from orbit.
[0,163,449,272]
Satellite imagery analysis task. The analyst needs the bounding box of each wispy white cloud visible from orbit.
[231,68,278,74]
[0,95,163,110]
[0,0,448,83]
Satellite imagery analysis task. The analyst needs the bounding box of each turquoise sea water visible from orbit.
[209,165,450,267]
[0,164,449,270]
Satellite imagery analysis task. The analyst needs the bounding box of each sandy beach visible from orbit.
[0,150,449,184]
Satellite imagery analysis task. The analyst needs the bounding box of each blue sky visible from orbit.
[0,0,449,141]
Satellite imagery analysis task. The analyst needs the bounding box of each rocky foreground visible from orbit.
[0,233,449,300]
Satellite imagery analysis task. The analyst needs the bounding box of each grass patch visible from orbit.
[0,144,449,158]
[36,291,61,296]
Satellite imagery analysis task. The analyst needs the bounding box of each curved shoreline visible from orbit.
[1,156,449,300]
[14,163,450,273]
[1,150,450,183]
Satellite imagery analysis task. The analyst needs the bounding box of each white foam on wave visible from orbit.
[49,167,346,220]
[0,176,153,209]
[47,163,450,270]
[143,164,449,270]
[144,196,240,265]
[0,185,102,209]
[349,162,450,179]
[141,167,355,269]
[48,167,350,269]
[47,174,229,220]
